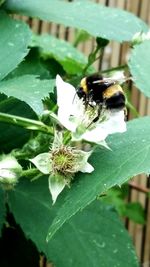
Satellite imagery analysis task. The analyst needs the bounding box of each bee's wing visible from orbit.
[93,77,133,84]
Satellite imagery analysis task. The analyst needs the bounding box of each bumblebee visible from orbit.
[77,73,126,123]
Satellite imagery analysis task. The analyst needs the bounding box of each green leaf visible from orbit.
[73,30,91,47]
[0,75,55,114]
[8,179,139,267]
[0,94,38,153]
[128,40,150,97]
[0,11,31,81]
[5,49,50,80]
[31,34,94,75]
[47,116,150,239]
[0,0,5,7]
[0,189,6,237]
[4,0,148,42]
[101,186,145,224]
[122,202,145,225]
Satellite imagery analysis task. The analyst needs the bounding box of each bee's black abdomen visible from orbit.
[105,92,125,109]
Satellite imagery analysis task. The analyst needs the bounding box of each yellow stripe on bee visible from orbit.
[103,84,123,99]
[80,77,88,93]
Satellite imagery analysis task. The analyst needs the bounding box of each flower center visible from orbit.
[51,146,74,175]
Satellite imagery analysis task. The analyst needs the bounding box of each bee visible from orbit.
[77,73,129,123]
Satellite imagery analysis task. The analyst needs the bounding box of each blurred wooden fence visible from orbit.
[17,0,150,266]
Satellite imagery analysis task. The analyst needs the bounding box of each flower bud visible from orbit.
[0,155,22,187]
[132,31,150,46]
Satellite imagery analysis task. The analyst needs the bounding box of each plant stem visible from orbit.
[126,100,139,118]
[0,112,54,135]
[63,132,72,145]
[129,181,150,194]
[21,168,40,178]
[82,46,101,75]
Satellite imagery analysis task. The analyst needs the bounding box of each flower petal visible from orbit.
[102,110,126,135]
[56,74,76,109]
[82,110,126,143]
[80,162,94,173]
[58,108,77,132]
[56,75,79,131]
[30,153,51,174]
[49,174,66,204]
[82,126,108,143]
[76,150,94,173]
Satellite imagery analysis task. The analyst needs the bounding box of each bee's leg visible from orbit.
[84,94,90,110]
[92,104,102,123]
[87,104,103,128]
[124,107,128,120]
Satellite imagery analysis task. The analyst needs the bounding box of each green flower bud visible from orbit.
[96,37,109,48]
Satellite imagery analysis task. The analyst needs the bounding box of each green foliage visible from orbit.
[0,75,55,114]
[0,94,38,152]
[8,178,139,267]
[102,185,145,224]
[6,49,50,80]
[4,0,148,41]
[0,0,150,265]
[128,40,150,97]
[0,189,6,237]
[0,11,31,81]
[47,117,150,240]
[73,29,91,47]
[31,34,94,75]
[122,202,145,224]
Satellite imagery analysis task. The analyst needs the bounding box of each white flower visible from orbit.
[30,132,94,204]
[0,155,22,186]
[56,75,126,145]
[132,31,150,45]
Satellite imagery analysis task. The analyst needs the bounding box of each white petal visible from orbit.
[145,30,150,40]
[58,108,77,132]
[102,110,126,135]
[49,174,66,204]
[80,162,94,173]
[56,74,76,111]
[30,153,51,174]
[97,140,111,149]
[82,126,108,143]
[76,150,94,173]
[81,110,126,143]
[56,75,80,131]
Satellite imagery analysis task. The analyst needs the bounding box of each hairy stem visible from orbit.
[0,112,54,135]
[21,168,40,178]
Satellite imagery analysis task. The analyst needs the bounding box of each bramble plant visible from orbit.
[0,1,150,266]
